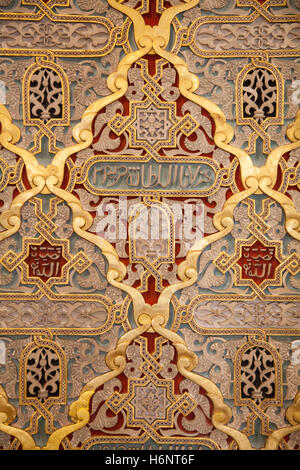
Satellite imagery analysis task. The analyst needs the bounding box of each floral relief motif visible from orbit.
[0,19,111,50]
[26,347,61,402]
[29,68,63,123]
[0,0,298,453]
[193,20,300,51]
[57,330,121,398]
[242,68,277,124]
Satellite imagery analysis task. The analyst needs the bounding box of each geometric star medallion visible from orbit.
[130,383,170,425]
[236,239,280,286]
[23,239,68,284]
[215,235,300,296]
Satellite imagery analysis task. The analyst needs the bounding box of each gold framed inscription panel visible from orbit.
[0,0,298,451]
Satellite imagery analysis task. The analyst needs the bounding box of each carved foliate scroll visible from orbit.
[0,0,298,452]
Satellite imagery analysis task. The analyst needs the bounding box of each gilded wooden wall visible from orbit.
[0,0,299,451]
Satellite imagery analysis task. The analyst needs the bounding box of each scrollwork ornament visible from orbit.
[0,0,298,452]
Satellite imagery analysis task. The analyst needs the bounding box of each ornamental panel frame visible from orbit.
[0,0,298,452]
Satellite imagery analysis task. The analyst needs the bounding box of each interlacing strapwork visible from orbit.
[0,0,298,451]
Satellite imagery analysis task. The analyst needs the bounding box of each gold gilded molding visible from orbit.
[0,178,46,242]
[44,313,255,450]
[263,390,300,450]
[0,312,256,450]
[0,386,39,450]
[72,44,153,145]
[0,0,298,451]
[178,181,259,281]
[43,390,94,451]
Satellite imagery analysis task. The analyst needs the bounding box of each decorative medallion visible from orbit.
[0,0,298,453]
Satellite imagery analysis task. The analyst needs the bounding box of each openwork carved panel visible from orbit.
[0,0,298,453]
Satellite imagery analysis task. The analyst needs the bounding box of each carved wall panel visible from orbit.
[0,0,298,453]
